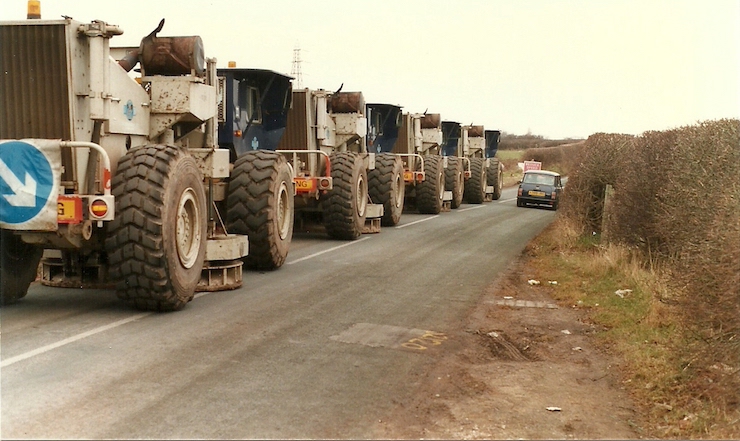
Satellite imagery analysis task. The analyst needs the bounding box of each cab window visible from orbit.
[238,82,262,125]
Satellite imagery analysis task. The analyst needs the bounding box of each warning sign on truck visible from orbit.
[0,139,61,231]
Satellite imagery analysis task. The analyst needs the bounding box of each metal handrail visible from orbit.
[59,141,112,196]
[276,149,332,179]
[394,153,424,173]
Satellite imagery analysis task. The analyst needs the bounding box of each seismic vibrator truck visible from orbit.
[366,103,450,216]
[275,88,384,239]
[441,122,503,204]
[0,16,294,311]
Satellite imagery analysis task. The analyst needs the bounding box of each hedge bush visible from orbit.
[559,119,740,436]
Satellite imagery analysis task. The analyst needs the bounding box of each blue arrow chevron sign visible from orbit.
[0,140,61,230]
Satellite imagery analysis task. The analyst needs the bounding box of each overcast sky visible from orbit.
[2,0,738,139]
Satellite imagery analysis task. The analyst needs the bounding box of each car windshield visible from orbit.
[523,173,556,185]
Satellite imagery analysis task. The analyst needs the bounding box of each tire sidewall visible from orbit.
[446,157,464,209]
[163,155,207,298]
[478,161,487,199]
[389,157,405,224]
[436,160,445,204]
[324,152,367,239]
[369,153,405,226]
[272,159,295,259]
[417,155,444,214]
[352,156,368,233]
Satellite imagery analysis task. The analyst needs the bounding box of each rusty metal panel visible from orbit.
[330,92,364,114]
[421,113,441,129]
[468,125,485,138]
[141,35,205,76]
[278,89,310,150]
[393,115,411,154]
[0,23,71,140]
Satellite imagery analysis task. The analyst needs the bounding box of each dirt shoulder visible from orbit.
[376,239,644,439]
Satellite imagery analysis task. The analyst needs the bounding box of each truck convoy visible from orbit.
[0,5,509,311]
[440,122,504,205]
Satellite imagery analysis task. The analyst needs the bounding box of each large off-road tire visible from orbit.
[226,150,294,270]
[487,158,503,200]
[444,156,464,209]
[323,152,367,240]
[416,155,445,214]
[368,153,405,226]
[106,145,207,312]
[0,229,42,306]
[464,157,487,204]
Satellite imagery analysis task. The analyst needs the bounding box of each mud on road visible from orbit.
[375,245,643,440]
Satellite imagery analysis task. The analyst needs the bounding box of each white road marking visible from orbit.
[286,237,371,265]
[395,215,439,229]
[1,312,151,368]
[498,197,517,203]
[457,205,485,213]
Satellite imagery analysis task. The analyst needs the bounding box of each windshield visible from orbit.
[523,173,556,186]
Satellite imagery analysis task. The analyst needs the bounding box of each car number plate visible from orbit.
[57,196,83,224]
[294,177,316,193]
[528,191,546,197]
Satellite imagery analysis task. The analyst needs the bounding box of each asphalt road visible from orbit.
[0,187,556,439]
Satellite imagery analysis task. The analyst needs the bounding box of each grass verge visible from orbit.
[524,216,740,439]
[496,149,525,188]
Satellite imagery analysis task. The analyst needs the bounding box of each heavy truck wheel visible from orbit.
[487,158,503,200]
[226,150,294,270]
[106,145,207,312]
[368,153,405,226]
[464,157,487,204]
[416,155,445,214]
[444,156,464,209]
[323,152,368,240]
[0,230,43,306]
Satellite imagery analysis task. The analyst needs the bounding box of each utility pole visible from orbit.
[290,44,303,89]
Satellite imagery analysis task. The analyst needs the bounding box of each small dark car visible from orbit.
[516,170,563,210]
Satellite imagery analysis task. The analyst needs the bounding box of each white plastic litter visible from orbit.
[561,329,571,335]
[615,289,633,298]
[546,407,562,412]
[528,279,540,286]
[548,281,558,285]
